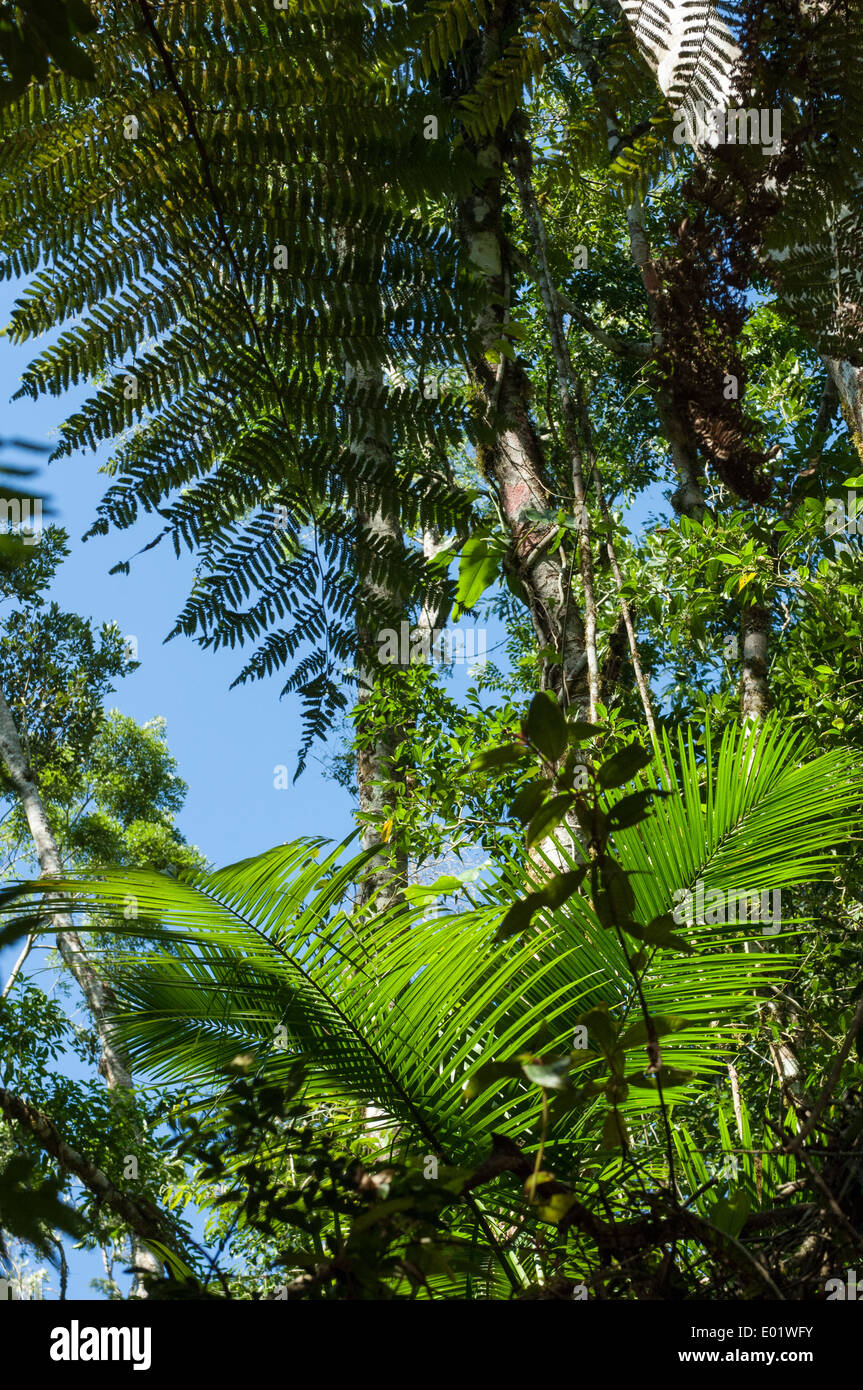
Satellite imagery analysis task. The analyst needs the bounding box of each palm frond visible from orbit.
[1,720,858,1175]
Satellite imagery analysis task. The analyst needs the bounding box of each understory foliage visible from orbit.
[3,714,862,1298]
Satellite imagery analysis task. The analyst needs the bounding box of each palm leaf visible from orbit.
[0,720,858,1176]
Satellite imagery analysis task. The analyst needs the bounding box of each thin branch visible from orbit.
[509,244,651,359]
[0,1087,174,1251]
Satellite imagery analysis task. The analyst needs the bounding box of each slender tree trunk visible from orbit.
[456,14,589,717]
[510,136,600,719]
[734,606,804,1097]
[509,141,661,743]
[740,602,771,721]
[825,358,863,464]
[345,356,408,912]
[0,688,162,1294]
[415,525,452,641]
[354,509,408,911]
[0,1087,171,1249]
[735,622,803,1098]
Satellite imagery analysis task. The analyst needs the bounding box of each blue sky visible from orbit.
[0,277,362,868]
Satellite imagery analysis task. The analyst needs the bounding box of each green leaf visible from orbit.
[597,742,651,789]
[404,874,468,902]
[504,568,528,605]
[626,1066,694,1090]
[593,857,635,926]
[509,780,550,825]
[607,789,664,830]
[709,1190,750,1238]
[541,866,589,909]
[495,895,537,941]
[467,743,527,773]
[525,793,574,848]
[0,1154,86,1257]
[523,692,567,762]
[623,914,693,954]
[600,1110,627,1149]
[567,721,602,743]
[618,1015,689,1051]
[463,1060,524,1101]
[64,0,98,31]
[495,866,587,940]
[453,532,503,619]
[44,32,96,80]
[536,1190,578,1224]
[522,1055,571,1090]
[578,1004,619,1055]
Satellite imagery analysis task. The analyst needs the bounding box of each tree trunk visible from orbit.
[825,358,863,464]
[740,602,771,721]
[456,14,589,716]
[345,356,408,912]
[0,688,162,1294]
[510,135,600,719]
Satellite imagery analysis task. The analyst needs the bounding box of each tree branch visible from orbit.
[0,1087,172,1252]
[509,243,651,360]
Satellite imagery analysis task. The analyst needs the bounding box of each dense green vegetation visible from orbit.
[1,0,863,1304]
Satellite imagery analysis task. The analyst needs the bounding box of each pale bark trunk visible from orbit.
[415,525,452,641]
[452,9,595,883]
[0,1086,170,1249]
[0,688,162,1293]
[825,358,863,465]
[346,355,408,912]
[740,602,771,721]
